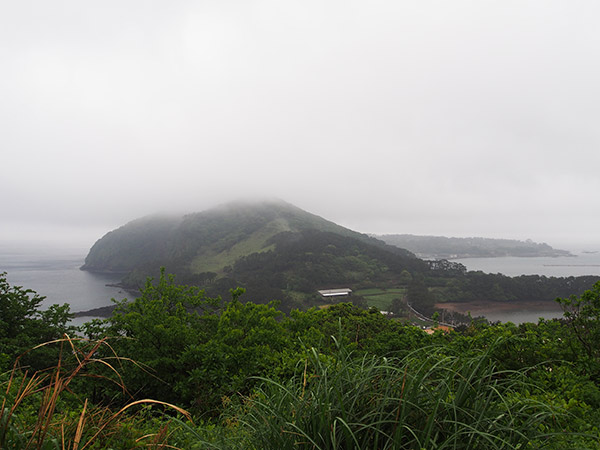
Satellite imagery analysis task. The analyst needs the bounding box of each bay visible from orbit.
[0,241,129,324]
[445,250,600,323]
[452,251,600,278]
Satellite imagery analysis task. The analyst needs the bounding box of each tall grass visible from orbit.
[0,335,191,449]
[223,339,565,450]
[1,335,579,449]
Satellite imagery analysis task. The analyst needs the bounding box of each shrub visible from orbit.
[229,339,569,449]
[0,335,191,449]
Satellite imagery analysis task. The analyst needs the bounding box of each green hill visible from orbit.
[81,200,425,309]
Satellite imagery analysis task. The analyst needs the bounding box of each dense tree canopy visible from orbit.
[0,272,73,370]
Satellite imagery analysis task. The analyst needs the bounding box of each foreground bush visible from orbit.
[0,335,191,449]
[183,338,587,450]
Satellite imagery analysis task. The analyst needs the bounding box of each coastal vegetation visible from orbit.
[3,270,600,448]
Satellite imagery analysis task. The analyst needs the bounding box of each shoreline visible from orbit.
[436,300,563,316]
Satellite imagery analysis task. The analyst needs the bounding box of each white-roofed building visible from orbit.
[317,288,352,298]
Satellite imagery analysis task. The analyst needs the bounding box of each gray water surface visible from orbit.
[0,241,128,313]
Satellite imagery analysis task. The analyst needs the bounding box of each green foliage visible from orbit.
[0,336,192,449]
[87,268,220,405]
[227,229,427,311]
[0,272,75,370]
[398,269,413,284]
[89,271,300,413]
[180,294,291,413]
[407,276,436,315]
[354,288,406,311]
[286,303,430,359]
[215,339,567,449]
[389,296,406,316]
[556,281,600,377]
[428,269,600,310]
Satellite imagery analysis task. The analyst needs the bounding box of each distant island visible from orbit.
[375,234,573,259]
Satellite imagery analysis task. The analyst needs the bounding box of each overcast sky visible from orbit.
[2,0,600,250]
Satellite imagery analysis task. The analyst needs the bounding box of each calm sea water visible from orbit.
[452,251,600,323]
[453,252,600,278]
[482,308,564,324]
[2,241,600,325]
[0,242,128,324]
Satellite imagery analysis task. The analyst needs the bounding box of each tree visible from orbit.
[407,277,435,316]
[0,272,74,369]
[399,269,413,285]
[180,291,291,412]
[556,281,600,376]
[89,273,297,414]
[389,297,404,316]
[94,268,220,404]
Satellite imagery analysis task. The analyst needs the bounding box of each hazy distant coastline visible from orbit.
[376,234,573,260]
